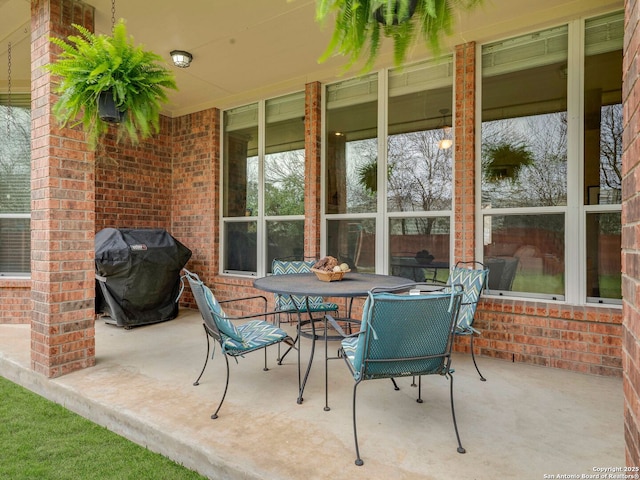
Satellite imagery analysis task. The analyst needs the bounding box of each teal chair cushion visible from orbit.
[447,266,488,332]
[222,320,291,352]
[203,284,243,343]
[341,337,360,374]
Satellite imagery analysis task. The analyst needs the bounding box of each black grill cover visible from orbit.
[95,228,192,327]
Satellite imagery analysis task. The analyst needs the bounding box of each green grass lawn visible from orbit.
[512,272,621,299]
[0,376,207,480]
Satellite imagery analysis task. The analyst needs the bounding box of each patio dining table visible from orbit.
[253,272,412,405]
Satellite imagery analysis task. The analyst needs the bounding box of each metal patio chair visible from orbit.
[271,257,340,317]
[445,261,490,381]
[183,269,295,419]
[271,257,339,362]
[325,283,465,466]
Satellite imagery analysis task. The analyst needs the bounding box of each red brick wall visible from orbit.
[461,299,622,375]
[0,279,31,324]
[95,116,173,231]
[622,0,640,466]
[171,108,220,303]
[30,0,96,377]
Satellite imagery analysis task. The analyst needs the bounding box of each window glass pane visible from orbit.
[482,26,568,208]
[0,218,30,274]
[483,214,565,296]
[584,12,623,206]
[223,104,258,217]
[223,222,257,274]
[586,212,621,302]
[389,217,450,282]
[327,219,375,273]
[1,100,31,275]
[266,220,305,273]
[326,74,378,214]
[265,92,305,216]
[0,105,30,214]
[388,58,453,212]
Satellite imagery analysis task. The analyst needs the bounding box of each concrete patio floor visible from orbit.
[0,309,624,479]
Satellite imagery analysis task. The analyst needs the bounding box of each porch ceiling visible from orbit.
[0,0,622,118]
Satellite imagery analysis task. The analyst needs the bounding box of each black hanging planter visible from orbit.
[98,89,126,124]
[374,0,418,25]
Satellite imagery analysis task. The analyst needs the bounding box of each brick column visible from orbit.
[30,0,96,377]
[453,42,477,263]
[171,109,220,283]
[304,81,322,258]
[622,0,640,466]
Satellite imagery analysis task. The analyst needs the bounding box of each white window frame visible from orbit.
[475,13,623,307]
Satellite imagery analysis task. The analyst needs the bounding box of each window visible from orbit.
[480,11,622,303]
[481,24,568,299]
[221,92,305,276]
[324,58,454,276]
[584,12,623,303]
[0,94,30,276]
[387,58,453,282]
[325,74,378,272]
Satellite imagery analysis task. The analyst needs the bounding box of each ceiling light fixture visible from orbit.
[437,108,453,150]
[170,50,193,68]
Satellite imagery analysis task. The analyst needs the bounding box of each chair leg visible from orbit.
[416,375,423,403]
[211,353,231,420]
[324,321,330,412]
[193,324,210,386]
[263,348,269,371]
[297,313,317,405]
[277,313,296,364]
[448,373,466,454]
[353,380,364,466]
[390,378,400,391]
[469,334,487,382]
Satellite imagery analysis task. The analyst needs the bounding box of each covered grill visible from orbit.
[95,228,192,328]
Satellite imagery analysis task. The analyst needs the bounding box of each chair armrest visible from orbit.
[218,295,270,319]
[219,294,268,306]
[217,309,283,323]
[325,314,361,338]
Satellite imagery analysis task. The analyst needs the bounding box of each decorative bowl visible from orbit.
[311,268,350,282]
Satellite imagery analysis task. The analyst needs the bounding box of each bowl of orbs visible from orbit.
[311,256,350,282]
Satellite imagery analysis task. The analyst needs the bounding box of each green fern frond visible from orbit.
[316,0,482,72]
[43,19,177,148]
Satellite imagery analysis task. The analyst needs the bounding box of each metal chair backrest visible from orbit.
[448,262,488,331]
[356,286,463,381]
[271,258,323,310]
[184,270,223,344]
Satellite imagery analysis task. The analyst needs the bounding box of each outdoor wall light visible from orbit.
[170,50,193,68]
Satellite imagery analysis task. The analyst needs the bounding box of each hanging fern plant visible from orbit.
[316,0,483,71]
[483,142,534,181]
[44,20,177,148]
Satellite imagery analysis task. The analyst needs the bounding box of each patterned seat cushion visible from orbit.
[342,337,359,370]
[446,266,488,331]
[222,320,291,352]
